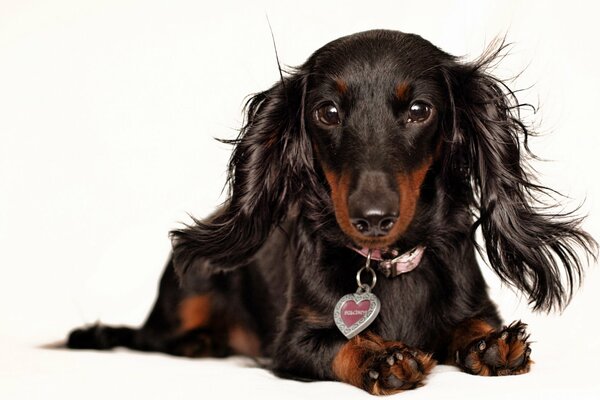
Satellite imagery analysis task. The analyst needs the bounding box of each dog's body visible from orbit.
[67,30,595,395]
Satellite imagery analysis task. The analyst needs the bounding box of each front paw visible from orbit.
[366,346,436,395]
[457,321,532,376]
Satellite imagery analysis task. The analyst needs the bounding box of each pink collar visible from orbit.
[350,246,426,278]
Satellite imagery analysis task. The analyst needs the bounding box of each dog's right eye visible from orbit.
[315,103,341,126]
[406,101,432,123]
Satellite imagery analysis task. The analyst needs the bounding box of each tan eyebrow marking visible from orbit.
[395,81,411,101]
[335,78,348,94]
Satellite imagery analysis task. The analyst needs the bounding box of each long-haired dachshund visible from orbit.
[67,30,596,395]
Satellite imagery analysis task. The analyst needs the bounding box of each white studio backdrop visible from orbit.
[1,0,599,399]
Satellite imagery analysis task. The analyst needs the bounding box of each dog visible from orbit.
[67,30,596,395]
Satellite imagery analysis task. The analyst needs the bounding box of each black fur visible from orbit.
[67,30,596,393]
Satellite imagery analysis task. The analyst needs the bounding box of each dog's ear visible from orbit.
[170,72,315,276]
[443,45,597,311]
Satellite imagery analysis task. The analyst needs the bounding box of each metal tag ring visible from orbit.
[356,266,377,290]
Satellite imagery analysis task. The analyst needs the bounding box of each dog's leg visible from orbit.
[67,256,230,358]
[332,332,436,395]
[449,319,532,376]
[272,319,435,396]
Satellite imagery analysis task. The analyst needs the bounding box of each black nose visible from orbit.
[347,171,399,237]
[350,209,398,237]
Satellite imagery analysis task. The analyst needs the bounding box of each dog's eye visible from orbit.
[407,102,431,123]
[315,104,341,126]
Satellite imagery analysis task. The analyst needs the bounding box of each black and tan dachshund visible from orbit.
[67,30,596,395]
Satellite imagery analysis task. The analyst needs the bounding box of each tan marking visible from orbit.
[178,295,211,332]
[332,332,435,395]
[507,339,525,365]
[297,305,330,326]
[332,333,386,388]
[335,79,348,94]
[447,319,494,376]
[395,81,411,102]
[464,353,492,376]
[448,319,534,376]
[448,319,495,363]
[390,157,434,243]
[323,168,366,244]
[227,325,261,357]
[323,157,434,248]
[497,338,510,363]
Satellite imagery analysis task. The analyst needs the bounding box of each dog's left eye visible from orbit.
[315,103,341,126]
[407,102,432,123]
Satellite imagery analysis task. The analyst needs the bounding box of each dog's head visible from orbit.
[304,32,449,248]
[172,30,596,311]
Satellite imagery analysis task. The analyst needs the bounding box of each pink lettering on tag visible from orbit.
[340,300,371,327]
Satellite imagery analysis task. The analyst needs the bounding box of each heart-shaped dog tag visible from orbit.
[333,291,381,339]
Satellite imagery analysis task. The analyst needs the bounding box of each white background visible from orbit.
[1,0,599,399]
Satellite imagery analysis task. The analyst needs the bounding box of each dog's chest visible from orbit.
[372,278,433,342]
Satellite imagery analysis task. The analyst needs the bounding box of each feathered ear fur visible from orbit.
[443,43,597,312]
[170,72,314,276]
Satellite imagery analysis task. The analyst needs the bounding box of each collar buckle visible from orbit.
[349,245,426,278]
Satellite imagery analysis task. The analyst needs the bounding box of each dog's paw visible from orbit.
[366,346,436,395]
[67,324,111,349]
[457,321,532,376]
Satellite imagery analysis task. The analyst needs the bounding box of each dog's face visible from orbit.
[305,32,451,248]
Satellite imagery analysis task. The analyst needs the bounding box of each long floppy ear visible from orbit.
[170,72,314,276]
[443,44,597,311]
